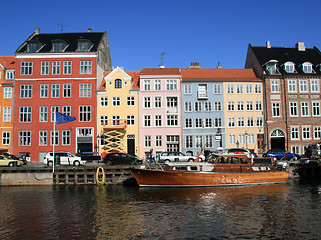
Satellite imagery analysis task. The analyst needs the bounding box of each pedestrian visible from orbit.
[150,149,156,164]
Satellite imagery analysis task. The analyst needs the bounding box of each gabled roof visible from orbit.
[140,68,180,76]
[0,56,15,70]
[16,32,105,53]
[181,68,261,81]
[249,44,321,76]
[99,70,140,91]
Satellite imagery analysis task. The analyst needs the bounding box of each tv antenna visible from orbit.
[57,24,69,33]
[160,52,167,66]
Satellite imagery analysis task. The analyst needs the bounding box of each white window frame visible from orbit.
[80,61,92,74]
[288,79,297,93]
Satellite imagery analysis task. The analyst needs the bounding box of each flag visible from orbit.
[56,112,76,125]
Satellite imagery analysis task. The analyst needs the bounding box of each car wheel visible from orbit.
[165,160,169,164]
[8,162,14,167]
[74,161,80,166]
[48,161,53,167]
[188,159,194,162]
[290,156,297,161]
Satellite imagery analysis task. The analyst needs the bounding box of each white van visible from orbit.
[44,151,86,166]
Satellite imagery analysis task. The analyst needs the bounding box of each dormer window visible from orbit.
[77,40,93,52]
[284,62,296,73]
[27,40,42,52]
[115,79,122,88]
[265,60,280,75]
[302,62,314,73]
[52,40,67,52]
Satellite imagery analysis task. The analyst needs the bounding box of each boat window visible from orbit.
[240,158,248,164]
[217,157,228,164]
[230,157,239,164]
[174,166,187,171]
[189,166,198,171]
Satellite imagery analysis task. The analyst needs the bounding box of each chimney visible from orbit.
[266,41,271,48]
[88,28,92,32]
[296,42,305,51]
[188,62,201,69]
[35,28,40,34]
[217,62,222,69]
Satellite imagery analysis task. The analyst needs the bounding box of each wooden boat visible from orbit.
[131,154,289,187]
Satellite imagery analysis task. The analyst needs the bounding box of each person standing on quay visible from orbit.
[150,149,156,164]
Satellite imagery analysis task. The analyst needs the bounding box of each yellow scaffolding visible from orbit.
[101,119,127,153]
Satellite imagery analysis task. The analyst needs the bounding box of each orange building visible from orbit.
[0,56,15,154]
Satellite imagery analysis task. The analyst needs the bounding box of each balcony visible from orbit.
[197,90,208,100]
[102,119,127,131]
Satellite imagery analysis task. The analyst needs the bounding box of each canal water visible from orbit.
[0,179,320,239]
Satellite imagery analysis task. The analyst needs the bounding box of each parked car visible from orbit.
[263,149,300,161]
[3,153,27,165]
[102,153,142,165]
[159,152,204,163]
[224,148,254,160]
[44,151,86,166]
[0,155,22,167]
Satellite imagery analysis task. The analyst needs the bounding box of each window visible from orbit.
[246,101,253,111]
[266,64,278,75]
[127,96,135,106]
[302,62,313,73]
[291,127,299,140]
[79,106,91,122]
[155,135,162,147]
[247,117,254,127]
[144,136,151,147]
[100,97,108,106]
[39,106,48,122]
[236,84,243,93]
[255,84,261,94]
[302,126,311,139]
[21,62,33,75]
[154,96,162,108]
[314,126,321,139]
[238,117,244,127]
[39,131,47,146]
[52,41,65,52]
[3,88,12,99]
[311,80,320,93]
[227,84,234,94]
[228,118,235,127]
[185,136,193,148]
[299,80,308,92]
[213,84,221,94]
[246,84,252,94]
[5,70,15,80]
[62,106,71,116]
[239,134,245,144]
[204,102,212,112]
[52,61,60,75]
[237,101,244,111]
[51,106,59,122]
[185,118,192,128]
[284,62,295,73]
[63,83,71,98]
[41,61,49,75]
[112,97,121,106]
[214,102,221,111]
[62,130,71,145]
[228,102,235,111]
[40,84,48,98]
[214,118,222,128]
[205,135,213,148]
[272,102,281,117]
[19,107,31,122]
[51,84,60,98]
[3,107,11,122]
[50,130,59,146]
[229,134,236,144]
[195,118,202,128]
[166,80,177,91]
[195,102,202,112]
[155,80,161,91]
[20,85,32,98]
[80,61,92,74]
[63,61,72,74]
[289,102,298,116]
[256,117,263,127]
[100,116,108,125]
[271,80,279,92]
[79,84,92,98]
[155,115,162,127]
[115,79,122,88]
[312,102,320,116]
[143,80,151,91]
[185,102,192,112]
[144,97,151,108]
[144,115,151,127]
[184,84,192,94]
[2,132,10,145]
[167,115,178,126]
[256,101,262,111]
[195,136,202,148]
[288,80,297,92]
[19,131,31,146]
[77,40,92,51]
[301,102,309,116]
[204,118,212,128]
[248,134,254,144]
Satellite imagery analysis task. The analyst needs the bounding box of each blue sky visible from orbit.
[2,0,321,70]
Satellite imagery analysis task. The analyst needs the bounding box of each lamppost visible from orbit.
[215,128,222,150]
[245,131,248,149]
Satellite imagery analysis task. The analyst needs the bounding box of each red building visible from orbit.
[14,28,112,162]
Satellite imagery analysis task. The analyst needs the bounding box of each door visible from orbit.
[127,135,135,155]
[257,134,264,153]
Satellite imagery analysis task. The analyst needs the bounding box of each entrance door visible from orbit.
[257,134,264,153]
[127,135,135,155]
[270,130,285,150]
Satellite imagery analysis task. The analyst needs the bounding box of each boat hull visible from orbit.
[131,168,289,187]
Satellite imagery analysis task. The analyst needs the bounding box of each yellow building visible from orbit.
[97,67,140,157]
[223,70,264,154]
[0,57,15,154]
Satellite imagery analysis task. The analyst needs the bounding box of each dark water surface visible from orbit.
[0,179,321,239]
